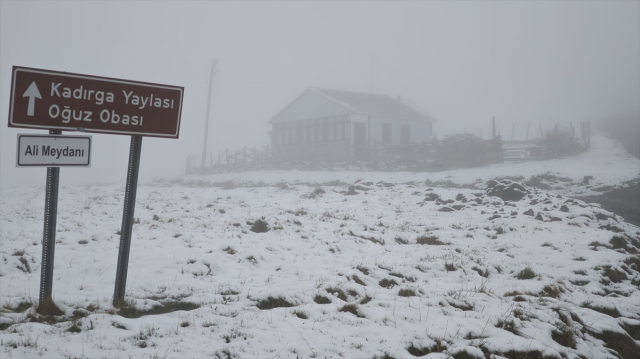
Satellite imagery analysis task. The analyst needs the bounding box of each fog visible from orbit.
[1,1,638,189]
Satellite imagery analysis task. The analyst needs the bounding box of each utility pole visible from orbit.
[201,59,217,174]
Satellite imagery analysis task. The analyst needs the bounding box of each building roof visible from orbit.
[269,87,437,124]
[312,88,436,122]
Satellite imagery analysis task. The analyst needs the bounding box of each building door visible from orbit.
[354,123,366,146]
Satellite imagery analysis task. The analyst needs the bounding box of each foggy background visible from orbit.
[1,1,638,189]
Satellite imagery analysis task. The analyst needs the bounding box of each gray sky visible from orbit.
[1,1,638,188]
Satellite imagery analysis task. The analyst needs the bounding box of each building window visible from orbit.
[382,123,392,144]
[327,118,335,142]
[283,128,290,145]
[318,119,325,142]
[309,123,316,143]
[294,122,302,145]
[302,121,308,143]
[401,124,410,144]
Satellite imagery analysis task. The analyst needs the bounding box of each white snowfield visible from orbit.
[1,133,639,359]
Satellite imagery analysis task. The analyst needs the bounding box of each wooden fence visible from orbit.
[186,121,590,174]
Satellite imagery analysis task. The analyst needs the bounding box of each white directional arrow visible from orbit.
[22,81,41,116]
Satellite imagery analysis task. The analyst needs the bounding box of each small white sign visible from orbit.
[16,134,92,167]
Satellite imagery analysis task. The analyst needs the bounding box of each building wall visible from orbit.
[272,113,434,151]
[368,116,433,146]
[271,115,352,149]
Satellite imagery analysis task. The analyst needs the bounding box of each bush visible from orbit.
[516,266,536,280]
[250,219,270,233]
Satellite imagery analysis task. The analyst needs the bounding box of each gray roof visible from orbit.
[313,88,435,122]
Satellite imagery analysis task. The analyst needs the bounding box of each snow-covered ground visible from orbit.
[1,134,639,359]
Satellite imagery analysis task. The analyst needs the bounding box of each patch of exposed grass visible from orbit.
[306,187,325,199]
[11,249,25,256]
[416,234,446,245]
[447,299,474,311]
[398,288,416,297]
[516,266,536,280]
[552,324,576,348]
[245,255,258,265]
[444,262,457,272]
[472,266,489,278]
[36,300,64,316]
[112,322,127,330]
[406,340,447,357]
[599,224,624,233]
[622,322,640,340]
[118,300,200,318]
[222,246,236,255]
[351,274,366,286]
[325,287,348,301]
[609,235,630,250]
[339,303,365,318]
[356,265,370,276]
[495,349,558,359]
[513,308,536,321]
[395,236,409,244]
[624,256,640,272]
[601,265,628,283]
[582,302,621,318]
[452,351,481,359]
[219,288,240,296]
[379,278,398,289]
[592,329,640,359]
[495,318,520,336]
[569,279,590,286]
[372,352,396,359]
[313,294,331,304]
[291,309,308,319]
[541,284,564,298]
[16,257,31,273]
[359,295,372,305]
[4,300,33,313]
[255,296,294,310]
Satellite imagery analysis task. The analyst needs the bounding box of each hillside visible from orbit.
[1,134,639,359]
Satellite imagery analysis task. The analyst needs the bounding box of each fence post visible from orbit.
[492,117,495,140]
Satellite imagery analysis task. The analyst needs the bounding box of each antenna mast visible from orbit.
[370,55,375,93]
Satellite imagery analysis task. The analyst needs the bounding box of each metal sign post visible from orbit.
[113,136,142,307]
[38,130,61,313]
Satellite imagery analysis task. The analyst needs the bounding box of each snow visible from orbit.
[1,133,639,359]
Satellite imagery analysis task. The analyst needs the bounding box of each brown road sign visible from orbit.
[8,66,184,138]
